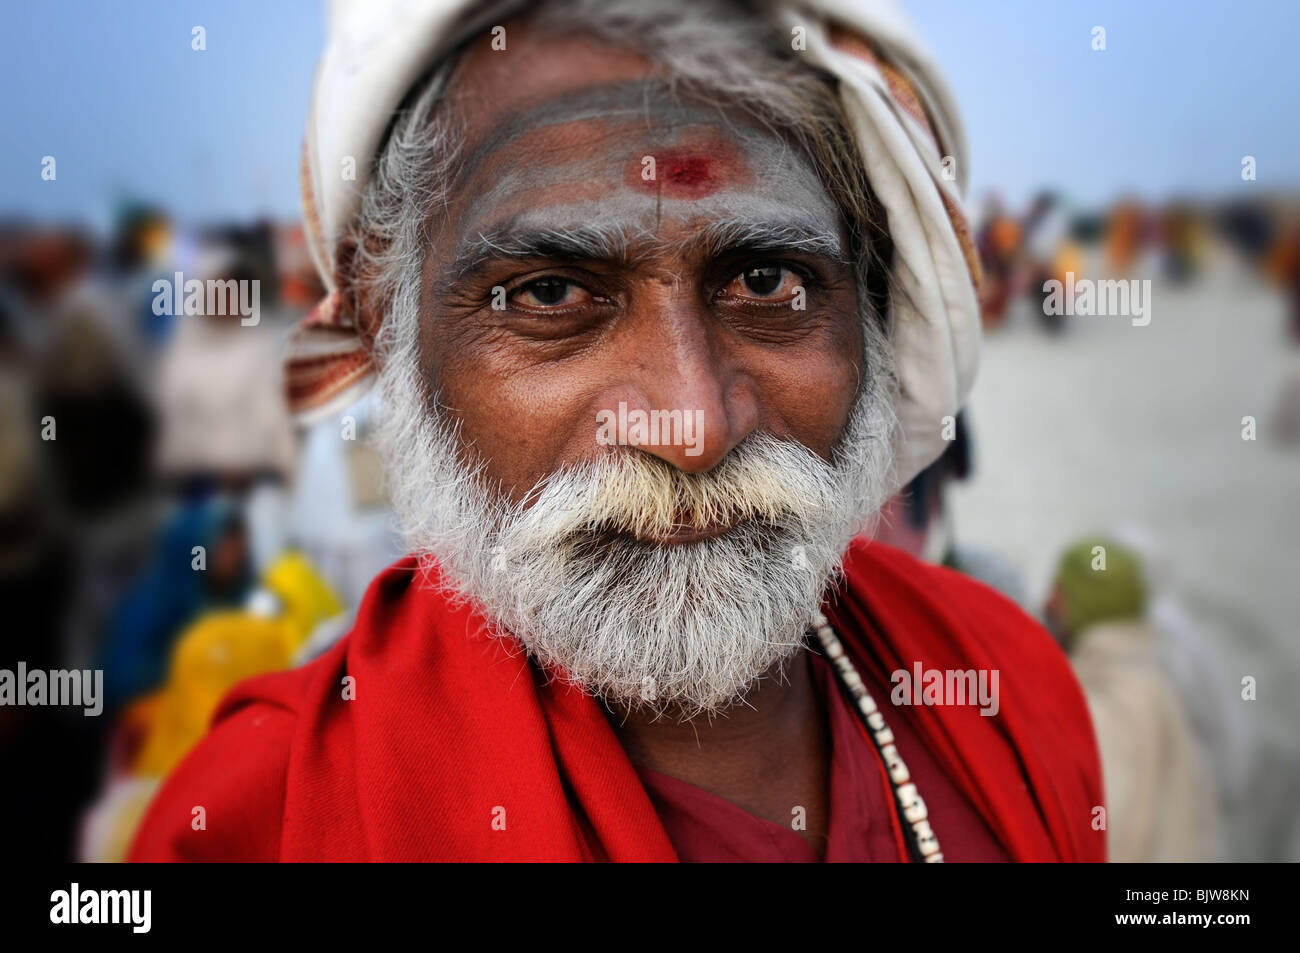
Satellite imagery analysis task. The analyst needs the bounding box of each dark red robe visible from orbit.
[130,539,1106,862]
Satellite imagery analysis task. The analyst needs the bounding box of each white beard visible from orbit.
[376,338,896,717]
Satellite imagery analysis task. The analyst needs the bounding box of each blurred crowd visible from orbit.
[974,189,1300,351]
[2,188,1297,861]
[0,207,403,861]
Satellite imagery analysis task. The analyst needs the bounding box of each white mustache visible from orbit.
[505,433,844,547]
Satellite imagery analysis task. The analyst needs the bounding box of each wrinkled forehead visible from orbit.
[459,83,824,207]
[435,33,842,257]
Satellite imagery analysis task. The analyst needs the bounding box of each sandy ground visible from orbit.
[946,245,1300,861]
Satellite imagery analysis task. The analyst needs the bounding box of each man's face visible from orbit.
[378,23,895,714]
[419,25,864,516]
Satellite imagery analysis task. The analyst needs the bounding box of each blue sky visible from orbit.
[2,0,1296,227]
[909,0,1300,207]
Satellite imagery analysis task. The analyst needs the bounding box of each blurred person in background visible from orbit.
[1021,190,1082,334]
[1266,214,1300,443]
[153,245,296,487]
[0,225,159,860]
[1105,198,1147,276]
[1217,199,1275,274]
[0,245,86,863]
[93,238,293,717]
[872,410,970,563]
[96,496,253,713]
[872,411,1027,606]
[34,288,159,670]
[1111,525,1253,847]
[111,205,180,356]
[1045,538,1223,862]
[1159,200,1206,285]
[974,193,1021,329]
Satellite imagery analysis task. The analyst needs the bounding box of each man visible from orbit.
[1047,539,1222,862]
[131,0,1103,862]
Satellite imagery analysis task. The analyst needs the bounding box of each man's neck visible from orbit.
[605,644,832,850]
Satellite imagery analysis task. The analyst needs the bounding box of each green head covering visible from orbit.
[1053,537,1147,643]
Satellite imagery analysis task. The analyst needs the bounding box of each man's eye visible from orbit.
[722,264,805,301]
[511,277,589,310]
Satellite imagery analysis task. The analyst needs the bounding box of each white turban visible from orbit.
[290,0,982,486]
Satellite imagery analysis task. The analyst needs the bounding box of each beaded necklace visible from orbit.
[811,609,944,863]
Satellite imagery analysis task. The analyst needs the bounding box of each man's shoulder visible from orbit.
[127,689,299,861]
[839,539,1106,862]
[841,537,1056,650]
[838,537,1086,701]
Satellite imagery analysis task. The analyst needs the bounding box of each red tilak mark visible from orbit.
[663,156,712,187]
[628,150,735,198]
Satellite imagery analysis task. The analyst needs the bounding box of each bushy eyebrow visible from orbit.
[448,216,846,280]
[450,222,635,279]
[694,217,847,263]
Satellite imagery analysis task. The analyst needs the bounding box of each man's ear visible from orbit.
[333,233,385,356]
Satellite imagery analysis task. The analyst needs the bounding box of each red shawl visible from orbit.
[130,539,1105,862]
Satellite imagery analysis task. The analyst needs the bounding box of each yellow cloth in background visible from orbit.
[133,551,342,778]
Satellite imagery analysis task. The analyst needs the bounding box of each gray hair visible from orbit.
[347,0,894,384]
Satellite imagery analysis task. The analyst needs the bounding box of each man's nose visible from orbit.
[603,288,757,473]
